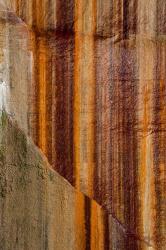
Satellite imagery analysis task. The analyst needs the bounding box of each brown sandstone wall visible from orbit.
[0,1,165,249]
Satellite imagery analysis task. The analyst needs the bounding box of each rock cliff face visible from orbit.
[0,1,165,249]
[0,111,108,250]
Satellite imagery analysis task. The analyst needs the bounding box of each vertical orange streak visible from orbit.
[138,82,156,247]
[90,201,105,250]
[137,42,157,247]
[38,38,46,155]
[74,0,96,196]
[36,0,44,31]
[15,0,19,14]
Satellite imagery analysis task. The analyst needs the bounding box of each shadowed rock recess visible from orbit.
[0,1,166,249]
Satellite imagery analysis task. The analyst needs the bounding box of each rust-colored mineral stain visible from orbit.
[90,201,105,250]
[138,83,156,247]
[74,0,96,196]
[36,0,44,31]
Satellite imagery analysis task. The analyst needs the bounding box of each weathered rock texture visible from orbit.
[0,112,160,250]
[0,1,165,249]
[0,5,30,133]
[0,112,107,250]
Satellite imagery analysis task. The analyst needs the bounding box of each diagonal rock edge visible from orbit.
[0,112,154,250]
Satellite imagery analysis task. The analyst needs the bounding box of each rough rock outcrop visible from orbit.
[0,1,165,249]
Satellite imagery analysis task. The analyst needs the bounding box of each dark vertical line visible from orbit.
[65,33,74,185]
[120,42,139,249]
[153,73,163,249]
[56,0,75,33]
[70,35,75,185]
[84,196,91,250]
[109,41,117,217]
[32,0,36,29]
[45,39,53,163]
[104,213,110,250]
[123,0,129,39]
[133,0,138,34]
[53,35,67,178]
[123,0,138,37]
[54,0,75,184]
